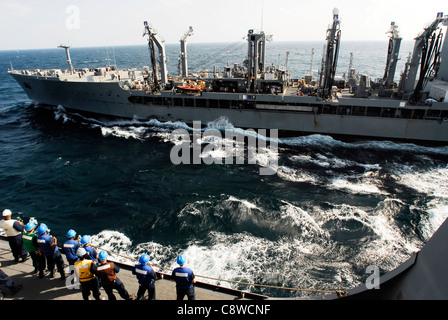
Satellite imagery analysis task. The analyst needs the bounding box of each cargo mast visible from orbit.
[400,13,447,102]
[247,29,266,93]
[143,21,168,91]
[318,8,341,100]
[179,26,194,77]
[382,22,402,88]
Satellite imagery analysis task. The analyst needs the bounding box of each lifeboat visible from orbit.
[176,79,205,94]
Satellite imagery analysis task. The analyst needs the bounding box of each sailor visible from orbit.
[22,221,44,274]
[92,250,131,300]
[171,254,196,300]
[80,235,98,263]
[0,262,22,300]
[36,224,66,280]
[74,247,101,300]
[0,209,28,263]
[63,229,80,266]
[133,253,158,300]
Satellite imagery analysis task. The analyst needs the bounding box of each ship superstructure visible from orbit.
[7,10,448,143]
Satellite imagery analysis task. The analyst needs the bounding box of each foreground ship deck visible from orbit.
[4,217,448,301]
[0,238,262,300]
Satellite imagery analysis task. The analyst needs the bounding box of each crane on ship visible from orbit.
[178,26,194,78]
[247,29,267,93]
[382,22,402,89]
[318,8,341,100]
[399,12,448,103]
[143,21,168,92]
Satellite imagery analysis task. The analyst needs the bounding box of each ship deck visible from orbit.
[9,68,137,83]
[9,68,448,116]
[0,238,257,300]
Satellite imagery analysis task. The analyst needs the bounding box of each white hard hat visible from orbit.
[2,209,12,217]
[76,247,87,258]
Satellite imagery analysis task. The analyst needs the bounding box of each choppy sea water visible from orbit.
[1,41,448,298]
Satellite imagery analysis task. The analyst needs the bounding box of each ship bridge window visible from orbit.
[196,98,207,108]
[153,97,164,106]
[231,100,243,109]
[412,109,426,119]
[185,98,195,107]
[399,108,413,118]
[220,100,230,108]
[163,97,171,106]
[351,106,366,116]
[129,96,142,104]
[243,101,256,109]
[174,98,183,106]
[381,108,397,118]
[322,105,337,114]
[366,107,382,117]
[337,106,351,115]
[209,100,219,108]
[426,109,442,119]
[141,97,152,105]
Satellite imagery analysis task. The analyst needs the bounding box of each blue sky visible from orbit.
[0,0,446,50]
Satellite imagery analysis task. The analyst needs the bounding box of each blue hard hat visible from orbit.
[37,224,48,235]
[25,222,36,231]
[67,229,76,238]
[139,254,150,265]
[177,254,186,265]
[80,235,91,245]
[98,250,109,261]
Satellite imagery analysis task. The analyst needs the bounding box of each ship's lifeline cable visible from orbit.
[90,243,348,298]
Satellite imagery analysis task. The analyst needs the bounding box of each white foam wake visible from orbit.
[87,194,434,297]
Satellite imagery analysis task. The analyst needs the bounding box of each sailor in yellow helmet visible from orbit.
[74,247,101,300]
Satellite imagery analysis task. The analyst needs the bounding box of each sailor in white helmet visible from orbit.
[0,209,28,262]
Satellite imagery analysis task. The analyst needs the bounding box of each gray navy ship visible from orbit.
[8,9,448,143]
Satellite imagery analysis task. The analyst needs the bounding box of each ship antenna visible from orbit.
[261,0,264,30]
[309,48,314,78]
[112,46,117,69]
[58,44,75,74]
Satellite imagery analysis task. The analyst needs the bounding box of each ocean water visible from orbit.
[1,40,448,298]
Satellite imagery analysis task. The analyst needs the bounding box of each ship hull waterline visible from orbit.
[10,72,448,144]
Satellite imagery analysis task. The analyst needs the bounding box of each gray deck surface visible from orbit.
[0,239,245,300]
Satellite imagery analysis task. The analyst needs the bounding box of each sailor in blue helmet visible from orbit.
[36,224,66,280]
[80,235,98,263]
[171,254,196,300]
[92,250,132,300]
[22,221,44,274]
[132,253,158,300]
[63,229,80,266]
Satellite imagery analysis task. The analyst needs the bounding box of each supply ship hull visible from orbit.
[7,10,448,143]
[8,70,448,143]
